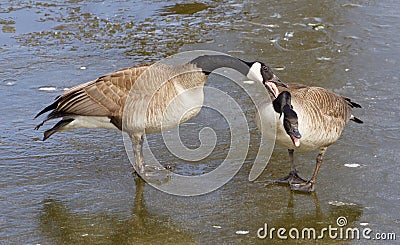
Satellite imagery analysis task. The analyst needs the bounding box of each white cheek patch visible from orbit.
[247,62,263,83]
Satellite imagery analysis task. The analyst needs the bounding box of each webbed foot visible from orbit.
[290,180,315,193]
[134,164,170,184]
[274,169,307,185]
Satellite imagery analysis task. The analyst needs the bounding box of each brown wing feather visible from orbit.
[284,85,354,123]
[40,64,151,120]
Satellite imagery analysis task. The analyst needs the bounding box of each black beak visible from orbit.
[268,74,288,88]
[291,127,301,139]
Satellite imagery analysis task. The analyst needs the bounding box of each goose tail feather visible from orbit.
[43,118,75,141]
[350,115,363,124]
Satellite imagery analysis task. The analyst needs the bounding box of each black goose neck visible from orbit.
[189,55,251,75]
[273,91,292,113]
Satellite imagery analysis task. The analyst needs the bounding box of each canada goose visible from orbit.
[35,54,286,175]
[258,82,363,192]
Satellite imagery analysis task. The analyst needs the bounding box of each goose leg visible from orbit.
[291,147,327,192]
[130,133,145,174]
[275,149,307,184]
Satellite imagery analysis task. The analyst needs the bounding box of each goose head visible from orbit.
[273,91,301,147]
[246,61,287,97]
[283,106,301,147]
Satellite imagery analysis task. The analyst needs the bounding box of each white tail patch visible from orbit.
[63,116,119,131]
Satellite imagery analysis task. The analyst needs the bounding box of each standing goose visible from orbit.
[258,82,363,192]
[35,54,285,175]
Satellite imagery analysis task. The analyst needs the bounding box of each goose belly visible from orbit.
[124,86,204,134]
[275,122,339,151]
[145,105,203,134]
[293,114,343,151]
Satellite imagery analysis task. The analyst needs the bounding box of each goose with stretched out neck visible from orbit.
[35,54,286,176]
